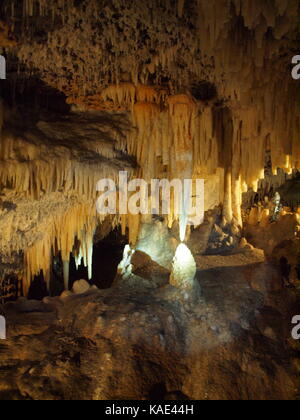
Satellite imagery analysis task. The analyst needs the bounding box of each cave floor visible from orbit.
[0,249,299,400]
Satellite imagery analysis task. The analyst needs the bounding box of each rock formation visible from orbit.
[0,0,299,401]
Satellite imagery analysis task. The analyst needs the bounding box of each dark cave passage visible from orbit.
[91,229,128,289]
[27,229,128,299]
[28,273,48,301]
[68,228,128,290]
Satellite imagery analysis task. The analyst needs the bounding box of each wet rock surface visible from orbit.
[0,250,299,400]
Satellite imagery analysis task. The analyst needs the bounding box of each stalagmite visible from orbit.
[117,244,135,280]
[170,243,197,291]
[260,209,270,228]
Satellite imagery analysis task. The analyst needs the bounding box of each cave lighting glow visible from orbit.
[170,242,197,290]
[179,214,188,242]
[175,243,193,265]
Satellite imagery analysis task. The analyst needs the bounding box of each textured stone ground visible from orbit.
[0,249,299,400]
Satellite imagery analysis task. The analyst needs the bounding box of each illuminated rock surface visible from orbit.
[170,244,197,291]
[0,0,300,400]
[0,250,299,400]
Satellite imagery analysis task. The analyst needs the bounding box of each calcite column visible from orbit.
[168,94,197,241]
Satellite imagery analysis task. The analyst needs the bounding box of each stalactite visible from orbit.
[0,134,123,200]
[23,202,119,296]
[101,83,136,108]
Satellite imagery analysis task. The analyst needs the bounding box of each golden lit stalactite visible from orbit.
[23,202,117,295]
[100,82,272,229]
[223,170,233,226]
[2,0,300,296]
[196,0,299,196]
[0,133,124,200]
[2,73,298,295]
[0,125,136,294]
[238,106,266,192]
[168,94,197,240]
[136,85,168,105]
[214,107,233,225]
[231,118,243,227]
[101,83,136,109]
[193,106,219,176]
[131,101,161,180]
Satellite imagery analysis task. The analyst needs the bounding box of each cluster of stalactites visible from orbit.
[121,92,219,228]
[6,0,299,200]
[196,0,299,187]
[2,81,299,294]
[23,202,118,296]
[2,0,300,294]
[19,0,299,192]
[0,119,138,292]
[22,202,145,295]
[102,80,299,228]
[197,0,298,52]
[7,0,198,95]
[121,90,217,179]
[0,134,123,200]
[21,0,67,18]
[8,0,298,96]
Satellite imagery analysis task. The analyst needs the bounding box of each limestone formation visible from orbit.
[170,244,197,291]
[0,0,299,401]
[0,0,299,290]
[72,279,90,295]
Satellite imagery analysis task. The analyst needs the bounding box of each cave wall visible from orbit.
[0,107,134,294]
